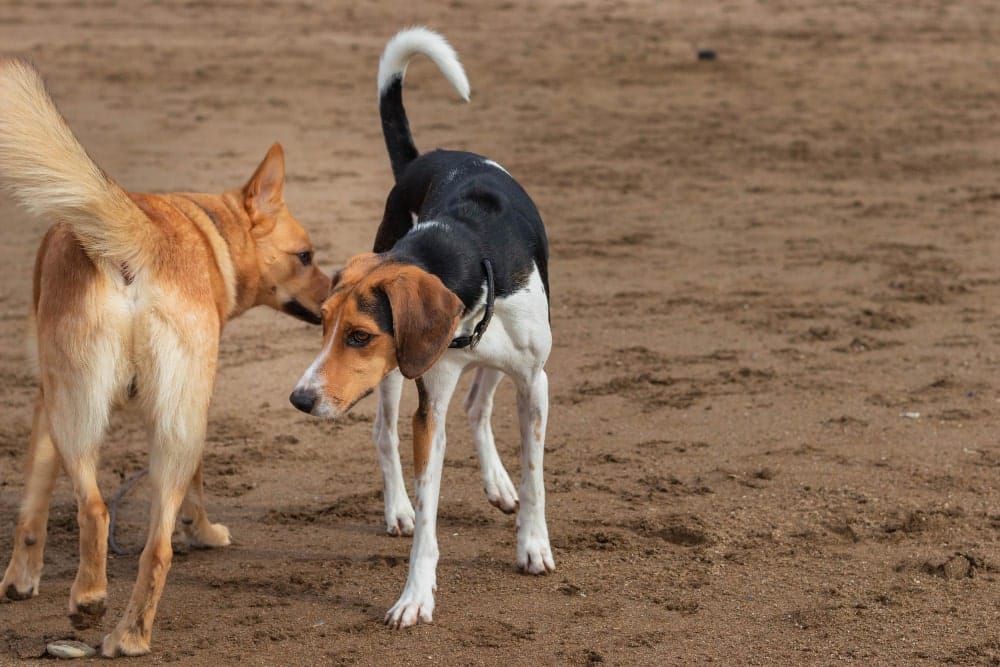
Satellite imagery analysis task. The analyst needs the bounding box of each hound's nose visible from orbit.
[289,388,317,414]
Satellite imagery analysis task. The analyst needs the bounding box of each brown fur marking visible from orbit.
[314,253,463,415]
[412,379,434,477]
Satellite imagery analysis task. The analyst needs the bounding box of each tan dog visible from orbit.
[0,58,329,656]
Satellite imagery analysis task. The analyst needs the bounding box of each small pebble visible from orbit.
[46,640,97,659]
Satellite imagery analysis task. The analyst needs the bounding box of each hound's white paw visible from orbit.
[483,465,519,514]
[384,499,415,537]
[384,587,435,628]
[517,521,555,574]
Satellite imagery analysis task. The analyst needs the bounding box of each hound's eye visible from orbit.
[346,330,373,347]
[296,251,313,266]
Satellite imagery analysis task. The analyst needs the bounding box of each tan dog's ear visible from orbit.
[243,143,286,234]
[384,268,464,379]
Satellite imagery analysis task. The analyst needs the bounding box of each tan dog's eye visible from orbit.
[346,330,373,348]
[296,250,313,266]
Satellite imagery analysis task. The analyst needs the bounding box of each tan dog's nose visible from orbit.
[289,387,317,414]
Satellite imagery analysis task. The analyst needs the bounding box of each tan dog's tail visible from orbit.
[0,58,156,272]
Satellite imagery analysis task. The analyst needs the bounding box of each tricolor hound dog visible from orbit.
[290,27,555,628]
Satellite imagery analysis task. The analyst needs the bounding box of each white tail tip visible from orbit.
[377,26,470,102]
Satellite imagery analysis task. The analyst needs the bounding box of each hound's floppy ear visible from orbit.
[243,143,286,234]
[384,267,464,379]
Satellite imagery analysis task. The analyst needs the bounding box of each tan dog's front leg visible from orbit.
[179,463,231,548]
[0,393,63,601]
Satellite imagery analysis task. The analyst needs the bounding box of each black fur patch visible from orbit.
[375,60,549,318]
[120,262,134,286]
[282,299,322,325]
[376,151,550,312]
[355,288,394,335]
[380,76,419,182]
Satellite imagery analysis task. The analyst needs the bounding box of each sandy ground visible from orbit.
[1,0,1000,664]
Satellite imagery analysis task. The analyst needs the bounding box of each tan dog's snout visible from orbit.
[240,144,331,325]
[279,266,329,325]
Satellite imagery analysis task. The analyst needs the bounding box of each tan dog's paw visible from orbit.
[0,574,37,601]
[101,626,151,658]
[68,597,107,630]
[184,521,232,549]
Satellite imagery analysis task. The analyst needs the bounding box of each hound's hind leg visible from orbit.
[464,367,518,513]
[513,368,554,575]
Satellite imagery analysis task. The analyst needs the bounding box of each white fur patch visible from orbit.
[483,159,510,176]
[462,264,551,367]
[377,27,470,102]
[414,219,446,232]
[293,313,340,417]
[380,263,554,626]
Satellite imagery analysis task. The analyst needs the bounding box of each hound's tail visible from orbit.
[0,58,156,272]
[377,27,470,181]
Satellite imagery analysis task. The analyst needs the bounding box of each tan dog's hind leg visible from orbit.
[179,463,231,548]
[64,451,110,630]
[36,299,126,631]
[102,480,187,657]
[464,367,518,513]
[0,392,63,600]
[39,347,121,631]
[102,315,214,657]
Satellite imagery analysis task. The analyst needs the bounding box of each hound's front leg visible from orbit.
[373,370,413,536]
[385,368,460,628]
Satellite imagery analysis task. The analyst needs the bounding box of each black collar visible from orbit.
[450,259,495,350]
